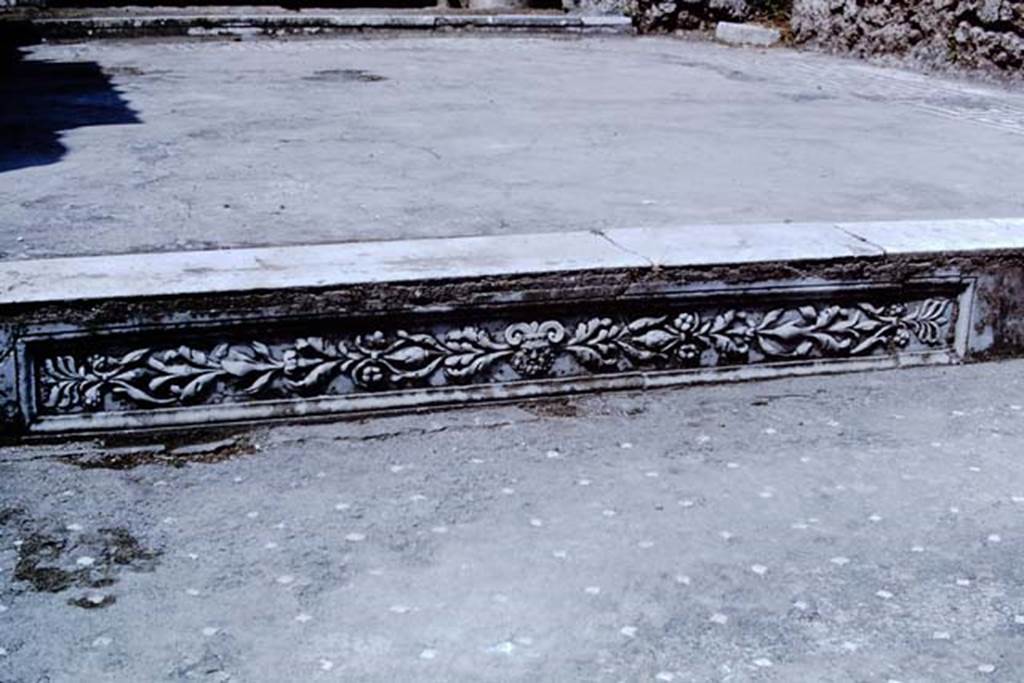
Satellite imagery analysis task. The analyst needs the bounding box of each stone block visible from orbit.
[715,21,782,47]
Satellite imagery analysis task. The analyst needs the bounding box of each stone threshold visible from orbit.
[2,218,1022,436]
[21,11,633,39]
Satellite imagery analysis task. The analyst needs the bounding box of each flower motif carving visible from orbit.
[38,298,952,413]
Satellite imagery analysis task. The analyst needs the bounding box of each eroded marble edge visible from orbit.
[1,218,1018,306]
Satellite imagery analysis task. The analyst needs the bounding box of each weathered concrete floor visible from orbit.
[2,361,1024,681]
[3,34,1024,259]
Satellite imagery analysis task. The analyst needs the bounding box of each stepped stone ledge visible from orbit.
[2,217,1023,436]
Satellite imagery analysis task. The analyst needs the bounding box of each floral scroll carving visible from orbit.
[39,298,952,413]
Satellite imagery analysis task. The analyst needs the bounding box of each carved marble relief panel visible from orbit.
[34,295,955,418]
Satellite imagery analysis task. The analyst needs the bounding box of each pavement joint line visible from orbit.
[590,228,656,269]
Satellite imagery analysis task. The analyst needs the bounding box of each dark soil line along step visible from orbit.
[1,218,1022,436]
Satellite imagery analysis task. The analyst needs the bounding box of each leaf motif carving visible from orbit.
[36,297,953,413]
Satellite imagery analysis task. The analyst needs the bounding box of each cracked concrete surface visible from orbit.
[3,361,1024,680]
[2,35,1024,260]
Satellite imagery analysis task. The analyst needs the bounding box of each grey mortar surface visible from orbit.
[2,34,1024,260]
[3,360,1024,680]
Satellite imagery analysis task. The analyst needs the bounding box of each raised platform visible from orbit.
[4,35,1024,261]
[4,35,1024,436]
[2,218,1023,436]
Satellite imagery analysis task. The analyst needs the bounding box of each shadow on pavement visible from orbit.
[0,30,140,173]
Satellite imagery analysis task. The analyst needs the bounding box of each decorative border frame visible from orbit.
[13,278,971,434]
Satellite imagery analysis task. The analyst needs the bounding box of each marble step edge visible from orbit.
[22,13,634,38]
[4,218,1023,307]
[2,217,1023,435]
